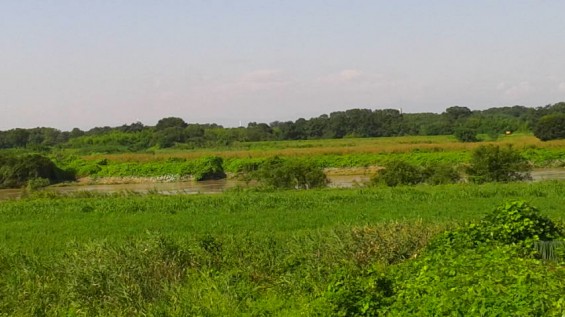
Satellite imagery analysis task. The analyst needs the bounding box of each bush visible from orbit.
[252,157,328,189]
[430,201,563,251]
[371,160,422,187]
[0,154,75,188]
[466,145,531,183]
[453,126,479,142]
[192,156,226,181]
[421,163,461,185]
[371,161,460,187]
[533,113,565,141]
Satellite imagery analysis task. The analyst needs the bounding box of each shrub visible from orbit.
[192,156,226,181]
[371,160,422,187]
[372,161,461,187]
[421,163,461,185]
[453,126,479,142]
[0,154,75,188]
[466,144,531,183]
[430,201,563,251]
[252,157,328,189]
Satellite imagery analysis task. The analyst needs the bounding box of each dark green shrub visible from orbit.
[421,163,461,185]
[372,161,461,187]
[0,154,75,188]
[371,160,423,187]
[192,156,226,181]
[466,144,531,183]
[453,126,479,142]
[430,201,563,252]
[253,157,328,189]
[533,113,565,141]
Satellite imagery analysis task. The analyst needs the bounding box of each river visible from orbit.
[1,169,564,201]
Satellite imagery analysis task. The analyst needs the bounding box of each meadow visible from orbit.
[55,133,565,179]
[1,181,565,316]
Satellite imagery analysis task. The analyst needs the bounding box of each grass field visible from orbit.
[55,133,565,178]
[1,181,564,315]
[81,133,565,162]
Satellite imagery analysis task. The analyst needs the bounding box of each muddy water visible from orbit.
[1,169,564,201]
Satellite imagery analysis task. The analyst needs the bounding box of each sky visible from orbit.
[1,0,565,130]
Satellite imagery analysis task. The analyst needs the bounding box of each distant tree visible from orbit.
[70,128,85,138]
[533,114,565,141]
[155,117,188,131]
[151,127,186,148]
[246,122,273,141]
[444,106,472,121]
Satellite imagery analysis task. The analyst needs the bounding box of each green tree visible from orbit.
[533,113,565,141]
[155,117,188,131]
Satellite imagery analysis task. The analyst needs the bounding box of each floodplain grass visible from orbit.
[79,133,565,163]
[1,181,565,315]
[55,133,565,178]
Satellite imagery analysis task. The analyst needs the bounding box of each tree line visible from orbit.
[1,102,564,152]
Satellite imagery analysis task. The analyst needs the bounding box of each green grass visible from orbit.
[1,181,564,316]
[2,181,564,254]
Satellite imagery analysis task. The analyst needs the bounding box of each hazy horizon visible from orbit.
[2,1,565,130]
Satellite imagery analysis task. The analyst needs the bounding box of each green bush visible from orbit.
[252,157,328,189]
[0,154,75,188]
[422,163,461,185]
[371,160,423,187]
[191,156,226,181]
[372,161,460,186]
[430,201,563,252]
[466,144,531,183]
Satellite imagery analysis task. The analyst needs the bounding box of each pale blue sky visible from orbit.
[1,0,565,130]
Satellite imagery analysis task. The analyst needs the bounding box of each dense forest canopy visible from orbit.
[1,102,564,152]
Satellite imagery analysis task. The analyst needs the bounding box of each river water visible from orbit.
[1,169,564,201]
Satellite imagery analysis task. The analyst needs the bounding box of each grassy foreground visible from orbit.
[1,181,565,315]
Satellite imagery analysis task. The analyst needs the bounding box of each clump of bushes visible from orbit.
[248,157,328,189]
[466,144,531,183]
[371,160,460,187]
[0,154,75,188]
